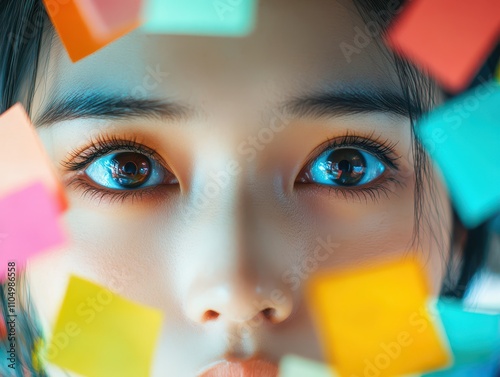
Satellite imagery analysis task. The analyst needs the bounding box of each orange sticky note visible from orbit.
[47,275,163,377]
[306,258,451,377]
[42,0,140,62]
[386,0,500,92]
[0,104,66,211]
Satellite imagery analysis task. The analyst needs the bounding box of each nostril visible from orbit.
[262,308,276,321]
[202,310,220,322]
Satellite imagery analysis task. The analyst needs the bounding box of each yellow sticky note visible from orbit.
[306,258,451,377]
[46,275,163,377]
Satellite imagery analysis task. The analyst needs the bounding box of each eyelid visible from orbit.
[301,131,401,172]
[61,133,171,173]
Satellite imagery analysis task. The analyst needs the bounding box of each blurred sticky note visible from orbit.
[0,103,66,211]
[436,300,500,366]
[423,356,500,377]
[415,81,500,228]
[279,355,338,377]
[47,275,163,377]
[0,182,65,280]
[306,258,451,377]
[386,0,500,92]
[74,0,143,40]
[42,0,139,61]
[142,0,257,36]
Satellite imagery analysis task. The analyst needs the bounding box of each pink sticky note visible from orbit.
[386,0,500,92]
[0,182,65,280]
[74,0,143,40]
[0,103,67,211]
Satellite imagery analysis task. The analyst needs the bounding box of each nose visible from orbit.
[182,167,294,327]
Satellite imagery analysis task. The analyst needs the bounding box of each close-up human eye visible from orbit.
[298,146,386,187]
[85,151,177,190]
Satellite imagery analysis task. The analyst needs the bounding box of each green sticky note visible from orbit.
[142,0,257,36]
[46,275,163,377]
[279,355,338,377]
[416,81,500,228]
[437,299,500,366]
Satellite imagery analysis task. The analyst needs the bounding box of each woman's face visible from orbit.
[27,0,452,376]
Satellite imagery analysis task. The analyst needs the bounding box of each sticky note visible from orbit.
[306,258,451,377]
[436,300,500,366]
[142,0,257,36]
[415,81,500,228]
[0,182,65,280]
[386,0,500,92]
[42,0,140,62]
[0,103,66,211]
[46,275,163,377]
[73,0,143,40]
[279,355,338,377]
[423,356,500,377]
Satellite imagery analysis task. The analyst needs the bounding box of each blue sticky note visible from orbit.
[436,300,500,366]
[415,81,500,228]
[423,356,500,377]
[279,355,338,377]
[142,0,257,36]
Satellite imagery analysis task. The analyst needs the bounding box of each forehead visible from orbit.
[36,0,402,109]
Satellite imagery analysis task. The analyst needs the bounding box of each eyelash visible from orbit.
[63,132,405,204]
[297,131,404,203]
[62,134,172,204]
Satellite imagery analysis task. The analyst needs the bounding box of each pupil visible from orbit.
[110,152,151,188]
[327,149,366,186]
[123,161,137,175]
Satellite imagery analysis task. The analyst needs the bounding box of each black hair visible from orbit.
[0,0,496,375]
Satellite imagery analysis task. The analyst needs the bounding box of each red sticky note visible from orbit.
[74,0,143,40]
[386,0,500,92]
[0,103,67,211]
[0,182,66,280]
[42,0,140,62]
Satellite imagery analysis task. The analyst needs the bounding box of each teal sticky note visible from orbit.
[423,357,499,377]
[142,0,257,36]
[437,299,500,366]
[415,81,500,228]
[279,355,338,377]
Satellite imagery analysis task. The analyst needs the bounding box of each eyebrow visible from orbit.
[283,90,416,119]
[34,92,191,128]
[34,89,415,128]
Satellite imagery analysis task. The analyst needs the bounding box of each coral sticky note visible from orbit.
[416,81,500,228]
[142,0,257,36]
[306,258,451,377]
[0,182,65,280]
[0,103,66,211]
[42,0,140,62]
[279,355,338,377]
[46,275,163,377]
[386,0,500,92]
[73,0,143,40]
[436,300,500,366]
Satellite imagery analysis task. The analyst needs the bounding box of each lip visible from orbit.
[198,358,279,377]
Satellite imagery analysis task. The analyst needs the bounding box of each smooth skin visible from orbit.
[26,0,453,376]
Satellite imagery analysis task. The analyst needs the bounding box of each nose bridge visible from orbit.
[183,145,293,325]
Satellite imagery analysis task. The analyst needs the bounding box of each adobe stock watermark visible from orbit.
[226,235,340,342]
[339,0,403,63]
[213,0,246,21]
[182,107,292,223]
[43,266,133,362]
[419,79,498,155]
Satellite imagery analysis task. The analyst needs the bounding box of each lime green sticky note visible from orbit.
[279,355,338,377]
[46,275,163,377]
[416,81,500,228]
[142,0,257,36]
